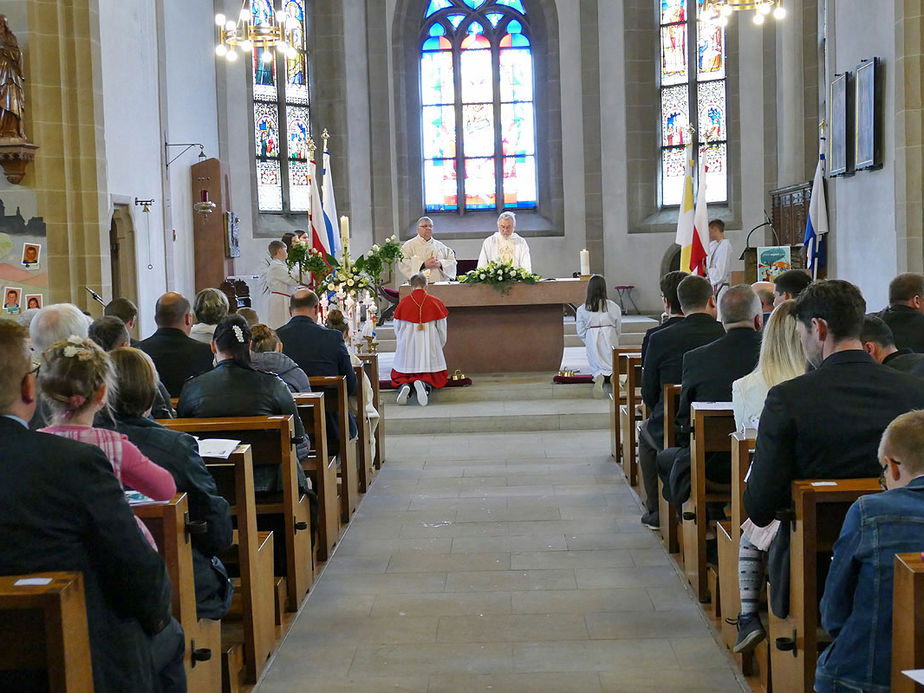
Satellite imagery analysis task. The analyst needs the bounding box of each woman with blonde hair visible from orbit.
[731,299,806,431]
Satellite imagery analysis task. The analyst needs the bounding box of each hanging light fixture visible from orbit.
[214,2,299,62]
[701,0,786,27]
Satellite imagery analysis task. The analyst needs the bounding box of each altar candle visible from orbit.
[340,216,350,254]
[580,249,590,276]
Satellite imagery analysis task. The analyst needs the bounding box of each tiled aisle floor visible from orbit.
[255,429,748,692]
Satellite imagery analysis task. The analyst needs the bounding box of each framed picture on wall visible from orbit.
[854,57,882,171]
[828,71,852,176]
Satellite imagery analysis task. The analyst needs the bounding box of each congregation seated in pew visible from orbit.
[874,272,924,353]
[0,321,180,692]
[737,279,924,652]
[250,322,312,393]
[815,410,924,693]
[860,314,924,377]
[772,267,814,307]
[105,347,235,621]
[640,270,687,365]
[189,287,230,345]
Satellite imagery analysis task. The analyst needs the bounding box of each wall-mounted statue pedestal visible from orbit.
[0,139,39,184]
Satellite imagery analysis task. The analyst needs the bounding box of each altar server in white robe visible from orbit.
[399,216,458,283]
[706,218,733,317]
[477,211,532,272]
[262,240,299,329]
[391,273,449,406]
[576,274,622,397]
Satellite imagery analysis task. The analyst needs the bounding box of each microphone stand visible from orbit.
[85,286,106,307]
[738,211,781,261]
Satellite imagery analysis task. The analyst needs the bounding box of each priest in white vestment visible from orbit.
[575,275,622,396]
[390,273,449,406]
[477,211,532,272]
[398,216,457,283]
[262,240,299,329]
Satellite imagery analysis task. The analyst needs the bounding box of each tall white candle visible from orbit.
[340,216,350,255]
[580,249,590,276]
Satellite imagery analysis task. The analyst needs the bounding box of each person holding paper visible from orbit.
[399,216,457,283]
[477,211,532,272]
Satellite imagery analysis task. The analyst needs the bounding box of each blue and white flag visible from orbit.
[321,143,341,260]
[804,140,829,279]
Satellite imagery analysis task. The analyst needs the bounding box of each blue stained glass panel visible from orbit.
[252,0,273,26]
[496,0,526,13]
[697,18,725,79]
[468,21,484,34]
[486,13,503,26]
[660,85,689,147]
[660,24,687,85]
[257,160,282,211]
[499,47,533,101]
[700,142,727,202]
[424,159,458,211]
[254,48,275,88]
[500,33,529,47]
[422,35,452,51]
[429,23,445,36]
[254,101,280,159]
[422,105,456,158]
[502,155,537,207]
[661,0,685,24]
[447,14,465,28]
[463,0,487,8]
[462,103,495,157]
[286,106,310,161]
[420,50,454,105]
[501,102,535,156]
[288,160,310,212]
[697,80,726,141]
[507,19,522,33]
[460,47,492,102]
[425,0,453,18]
[464,157,496,209]
[661,147,687,206]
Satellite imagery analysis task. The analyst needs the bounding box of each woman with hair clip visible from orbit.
[575,274,622,397]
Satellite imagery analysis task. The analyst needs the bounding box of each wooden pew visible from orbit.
[308,375,360,522]
[133,493,221,692]
[353,363,375,493]
[768,478,880,693]
[609,346,640,461]
[682,402,735,603]
[293,392,339,563]
[618,353,643,488]
[0,572,92,692]
[358,352,385,469]
[202,444,276,687]
[893,552,924,692]
[657,383,683,555]
[158,417,311,614]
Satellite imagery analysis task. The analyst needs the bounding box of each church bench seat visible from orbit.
[133,492,221,692]
[682,402,736,603]
[293,392,339,563]
[308,375,360,522]
[202,445,276,686]
[658,383,683,555]
[768,478,881,693]
[892,552,924,692]
[617,352,643,490]
[609,346,639,461]
[0,571,93,692]
[353,364,375,493]
[358,353,386,470]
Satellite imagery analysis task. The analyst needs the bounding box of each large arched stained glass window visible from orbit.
[659,0,727,206]
[421,0,537,212]
[252,0,310,213]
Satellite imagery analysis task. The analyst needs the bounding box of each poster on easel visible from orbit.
[757,246,792,282]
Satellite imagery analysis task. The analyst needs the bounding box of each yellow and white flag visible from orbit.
[674,145,695,273]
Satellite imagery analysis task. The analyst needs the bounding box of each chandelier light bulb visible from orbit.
[226,49,238,61]
[276,40,287,52]
[721,5,733,17]
[215,44,228,57]
[239,8,250,22]
[214,13,226,26]
[276,10,287,23]
[224,20,236,31]
[286,46,297,59]
[717,15,729,27]
[773,5,787,19]
[753,12,766,24]
[262,49,274,64]
[758,2,772,15]
[240,39,253,51]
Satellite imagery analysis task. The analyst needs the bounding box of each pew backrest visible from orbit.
[892,552,924,693]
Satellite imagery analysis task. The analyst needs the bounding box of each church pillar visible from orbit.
[775,0,806,185]
[26,0,112,309]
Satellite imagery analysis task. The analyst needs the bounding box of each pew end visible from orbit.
[892,552,924,693]
[308,375,360,522]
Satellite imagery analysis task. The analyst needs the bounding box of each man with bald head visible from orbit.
[138,291,214,396]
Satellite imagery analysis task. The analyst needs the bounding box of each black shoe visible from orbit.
[728,613,766,654]
[640,510,660,529]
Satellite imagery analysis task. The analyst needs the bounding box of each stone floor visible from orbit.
[254,394,749,693]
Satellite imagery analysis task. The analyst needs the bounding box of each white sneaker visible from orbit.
[414,380,429,406]
[593,373,605,398]
[396,384,411,405]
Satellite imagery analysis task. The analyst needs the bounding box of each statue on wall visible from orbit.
[0,15,25,141]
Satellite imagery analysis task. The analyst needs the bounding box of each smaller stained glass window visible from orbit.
[660,85,689,147]
[660,24,687,85]
[257,160,283,211]
[289,161,310,212]
[661,0,685,24]
[464,157,496,209]
[252,0,274,26]
[424,159,458,211]
[697,80,725,142]
[697,17,725,79]
[502,156,536,207]
[700,142,727,203]
[286,106,310,161]
[661,147,687,206]
[254,102,280,158]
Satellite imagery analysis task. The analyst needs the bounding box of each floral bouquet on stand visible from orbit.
[458,260,541,295]
[286,244,332,287]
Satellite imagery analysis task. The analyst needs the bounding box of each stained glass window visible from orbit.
[659,0,727,205]
[420,0,537,212]
[251,0,311,213]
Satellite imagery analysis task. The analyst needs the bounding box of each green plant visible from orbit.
[457,260,541,294]
[353,235,403,286]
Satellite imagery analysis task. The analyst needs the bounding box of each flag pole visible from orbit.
[813,121,826,281]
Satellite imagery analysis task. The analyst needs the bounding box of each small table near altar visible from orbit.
[398,278,589,373]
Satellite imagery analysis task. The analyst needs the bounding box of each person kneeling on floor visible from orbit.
[391,273,449,407]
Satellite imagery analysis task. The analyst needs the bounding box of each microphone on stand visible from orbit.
[738,210,781,260]
[85,287,106,307]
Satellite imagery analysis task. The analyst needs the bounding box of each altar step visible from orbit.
[383,372,610,435]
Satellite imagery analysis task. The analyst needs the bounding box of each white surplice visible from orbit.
[707,238,733,291]
[477,232,532,272]
[262,258,299,329]
[575,299,623,377]
[398,235,458,282]
[391,317,448,375]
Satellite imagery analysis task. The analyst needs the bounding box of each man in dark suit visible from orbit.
[0,322,179,693]
[278,289,358,441]
[658,285,763,505]
[640,270,687,364]
[638,275,725,527]
[876,272,924,352]
[860,314,924,378]
[742,280,924,632]
[138,291,214,397]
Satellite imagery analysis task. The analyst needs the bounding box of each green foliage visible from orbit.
[458,260,541,295]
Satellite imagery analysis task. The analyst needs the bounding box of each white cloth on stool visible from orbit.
[392,317,448,375]
[477,232,532,272]
[398,235,458,282]
[262,258,299,329]
[576,299,623,377]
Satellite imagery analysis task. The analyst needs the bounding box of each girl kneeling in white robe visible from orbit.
[576,274,622,394]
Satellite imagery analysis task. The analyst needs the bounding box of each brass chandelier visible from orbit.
[701,0,786,26]
[214,2,300,62]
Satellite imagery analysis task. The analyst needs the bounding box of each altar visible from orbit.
[398,278,589,373]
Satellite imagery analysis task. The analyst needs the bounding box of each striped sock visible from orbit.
[738,533,765,617]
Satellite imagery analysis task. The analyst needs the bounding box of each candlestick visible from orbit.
[580,249,590,276]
